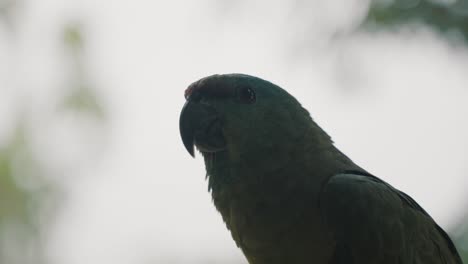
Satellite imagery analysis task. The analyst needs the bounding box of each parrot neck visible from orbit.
[203,119,361,200]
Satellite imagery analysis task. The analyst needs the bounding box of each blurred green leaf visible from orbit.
[0,145,30,224]
[62,84,105,118]
[63,23,84,52]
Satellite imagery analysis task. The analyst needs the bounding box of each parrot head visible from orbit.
[179,74,331,189]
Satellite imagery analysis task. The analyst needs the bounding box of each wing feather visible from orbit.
[319,171,462,264]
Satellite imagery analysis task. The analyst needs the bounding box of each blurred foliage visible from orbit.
[0,0,19,30]
[62,83,105,118]
[63,24,84,51]
[61,24,106,119]
[0,119,52,264]
[0,0,15,17]
[0,10,105,264]
[364,0,468,42]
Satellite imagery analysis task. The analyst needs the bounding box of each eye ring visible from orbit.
[237,86,256,104]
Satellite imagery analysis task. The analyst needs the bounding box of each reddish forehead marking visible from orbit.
[184,77,233,100]
[184,86,194,99]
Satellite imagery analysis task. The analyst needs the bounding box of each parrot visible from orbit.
[179,73,463,264]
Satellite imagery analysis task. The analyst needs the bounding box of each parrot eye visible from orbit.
[237,86,256,104]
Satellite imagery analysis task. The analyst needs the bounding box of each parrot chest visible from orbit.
[213,182,334,264]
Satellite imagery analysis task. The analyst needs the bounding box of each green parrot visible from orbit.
[179,74,463,264]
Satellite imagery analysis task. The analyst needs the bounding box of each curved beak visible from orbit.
[179,101,196,157]
[179,101,222,157]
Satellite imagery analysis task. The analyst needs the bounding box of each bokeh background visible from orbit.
[1,0,468,263]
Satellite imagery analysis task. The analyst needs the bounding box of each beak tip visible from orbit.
[188,146,195,158]
[181,132,196,158]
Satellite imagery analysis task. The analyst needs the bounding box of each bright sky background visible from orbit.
[1,0,468,263]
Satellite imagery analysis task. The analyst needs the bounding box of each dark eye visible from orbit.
[237,86,256,104]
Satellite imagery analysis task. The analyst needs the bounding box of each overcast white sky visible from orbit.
[1,0,468,263]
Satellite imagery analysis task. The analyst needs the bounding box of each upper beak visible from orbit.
[179,101,196,157]
[179,101,221,157]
